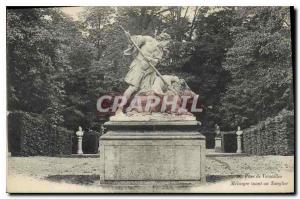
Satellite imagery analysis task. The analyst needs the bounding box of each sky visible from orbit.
[60,6,199,21]
[61,7,84,20]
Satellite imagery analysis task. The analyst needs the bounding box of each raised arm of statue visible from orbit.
[123,35,147,56]
[123,44,136,56]
[130,35,148,48]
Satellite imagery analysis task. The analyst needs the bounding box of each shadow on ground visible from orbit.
[206,175,243,183]
[45,175,99,185]
[45,174,243,185]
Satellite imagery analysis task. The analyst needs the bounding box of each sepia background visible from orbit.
[6,6,294,193]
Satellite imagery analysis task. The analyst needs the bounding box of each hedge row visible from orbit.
[72,130,100,154]
[8,111,73,156]
[243,109,294,155]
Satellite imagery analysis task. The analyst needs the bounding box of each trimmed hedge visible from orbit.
[243,109,294,155]
[72,130,100,154]
[82,131,100,154]
[8,111,73,156]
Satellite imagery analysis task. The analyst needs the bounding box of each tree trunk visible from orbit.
[189,7,199,41]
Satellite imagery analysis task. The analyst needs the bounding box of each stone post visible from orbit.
[236,126,243,154]
[214,124,222,153]
[76,126,84,155]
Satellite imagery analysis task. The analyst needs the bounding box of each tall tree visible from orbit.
[163,7,237,129]
[219,7,293,129]
[7,8,71,126]
[80,7,115,60]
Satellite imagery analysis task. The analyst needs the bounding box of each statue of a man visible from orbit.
[116,32,171,115]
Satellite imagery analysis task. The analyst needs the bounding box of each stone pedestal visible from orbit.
[236,126,243,154]
[99,120,206,185]
[76,127,84,155]
[214,137,222,153]
[236,135,242,154]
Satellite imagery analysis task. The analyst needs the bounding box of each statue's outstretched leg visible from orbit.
[115,85,138,116]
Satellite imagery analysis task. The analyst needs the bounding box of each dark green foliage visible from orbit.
[8,111,72,156]
[7,8,69,126]
[72,130,100,154]
[83,131,100,154]
[243,109,294,155]
[222,133,237,153]
[7,7,294,155]
[181,7,236,128]
[219,7,293,129]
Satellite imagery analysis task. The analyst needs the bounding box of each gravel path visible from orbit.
[7,155,294,193]
[8,155,294,178]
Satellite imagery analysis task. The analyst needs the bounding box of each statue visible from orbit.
[76,126,84,155]
[215,124,221,137]
[236,126,243,154]
[214,124,222,152]
[111,26,200,121]
[116,28,172,115]
[99,29,206,186]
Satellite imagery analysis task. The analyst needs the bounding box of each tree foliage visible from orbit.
[7,8,69,126]
[219,7,293,129]
[7,7,294,132]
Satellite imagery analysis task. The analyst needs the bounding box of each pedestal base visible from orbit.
[214,137,223,153]
[99,121,206,184]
